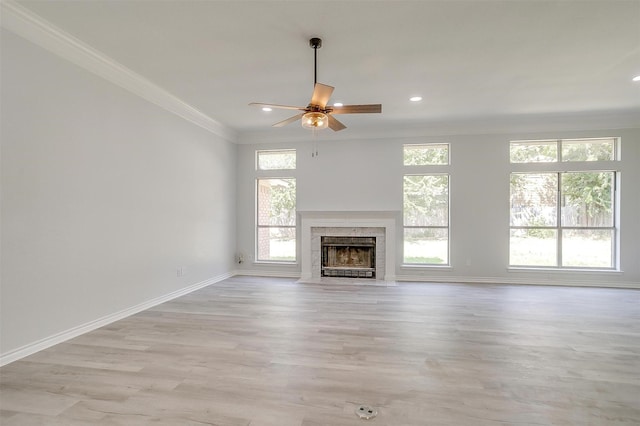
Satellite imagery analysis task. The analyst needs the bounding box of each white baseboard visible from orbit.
[0,272,234,367]
[232,269,639,289]
[232,269,301,278]
[395,274,640,289]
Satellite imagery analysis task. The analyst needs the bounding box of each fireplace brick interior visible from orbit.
[309,226,386,281]
[321,236,376,278]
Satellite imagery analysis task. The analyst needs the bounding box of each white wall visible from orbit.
[236,129,640,288]
[1,30,237,360]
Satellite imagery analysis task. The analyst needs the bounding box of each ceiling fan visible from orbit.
[250,38,382,132]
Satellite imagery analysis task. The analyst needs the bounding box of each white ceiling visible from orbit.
[11,0,640,139]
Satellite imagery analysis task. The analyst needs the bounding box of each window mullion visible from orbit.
[557,139,562,162]
[613,171,618,268]
[557,172,562,267]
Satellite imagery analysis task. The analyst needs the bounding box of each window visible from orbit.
[561,138,616,162]
[257,149,296,170]
[257,178,296,262]
[403,144,450,265]
[510,140,558,163]
[509,138,618,269]
[404,143,449,165]
[510,138,615,163]
[256,149,296,262]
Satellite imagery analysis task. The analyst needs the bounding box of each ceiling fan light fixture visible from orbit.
[302,111,329,130]
[249,37,381,132]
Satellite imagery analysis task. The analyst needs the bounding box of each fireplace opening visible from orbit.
[321,236,376,278]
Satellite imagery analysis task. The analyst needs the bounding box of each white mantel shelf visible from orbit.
[299,211,400,282]
[298,211,401,219]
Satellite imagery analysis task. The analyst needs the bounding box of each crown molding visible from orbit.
[1,0,236,142]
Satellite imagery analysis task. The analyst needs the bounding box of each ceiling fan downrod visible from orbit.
[309,37,322,86]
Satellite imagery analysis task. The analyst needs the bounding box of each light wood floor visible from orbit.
[1,276,639,425]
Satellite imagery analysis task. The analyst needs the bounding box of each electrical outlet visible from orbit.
[176,267,183,277]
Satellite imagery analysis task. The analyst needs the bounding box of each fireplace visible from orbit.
[321,236,376,278]
[298,211,398,283]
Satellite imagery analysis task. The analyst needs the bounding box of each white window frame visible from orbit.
[402,143,450,266]
[255,149,297,264]
[509,138,620,270]
[256,149,296,170]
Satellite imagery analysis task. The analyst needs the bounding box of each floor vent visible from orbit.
[355,405,377,419]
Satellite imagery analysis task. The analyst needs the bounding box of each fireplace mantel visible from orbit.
[299,211,399,282]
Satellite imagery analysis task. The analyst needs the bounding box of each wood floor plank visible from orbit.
[1,276,639,425]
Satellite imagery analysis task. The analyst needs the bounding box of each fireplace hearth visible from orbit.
[321,236,376,278]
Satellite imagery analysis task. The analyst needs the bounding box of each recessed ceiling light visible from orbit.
[633,75,640,82]
[409,96,422,102]
[333,102,343,107]
[262,107,272,112]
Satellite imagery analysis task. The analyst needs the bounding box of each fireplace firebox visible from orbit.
[321,236,376,278]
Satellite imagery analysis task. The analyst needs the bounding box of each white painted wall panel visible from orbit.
[1,30,236,357]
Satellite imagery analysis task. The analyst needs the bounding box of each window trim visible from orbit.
[403,142,450,166]
[510,137,619,164]
[254,149,297,264]
[508,137,620,270]
[255,170,297,264]
[402,142,451,267]
[402,172,451,266]
[256,149,297,171]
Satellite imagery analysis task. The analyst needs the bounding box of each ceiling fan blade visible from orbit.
[273,113,304,128]
[330,104,382,114]
[249,102,306,111]
[309,83,334,109]
[327,115,347,131]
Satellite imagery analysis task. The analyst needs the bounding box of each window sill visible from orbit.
[508,267,623,274]
[253,260,298,266]
[401,264,452,270]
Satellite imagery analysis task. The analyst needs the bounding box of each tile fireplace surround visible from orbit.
[299,211,398,283]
